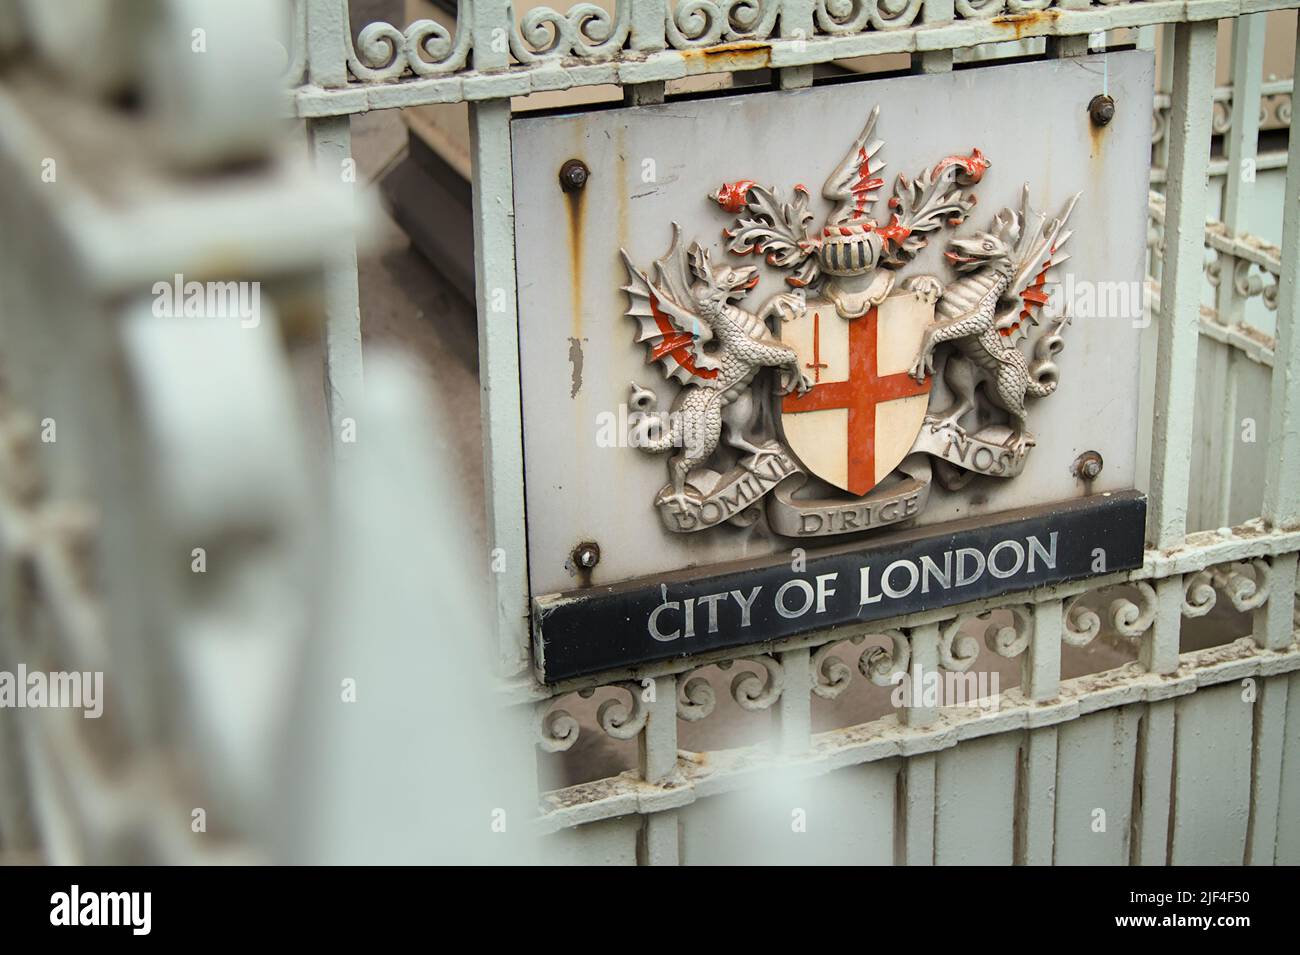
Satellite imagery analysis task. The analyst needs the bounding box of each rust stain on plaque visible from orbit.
[565,178,586,338]
[1087,111,1109,161]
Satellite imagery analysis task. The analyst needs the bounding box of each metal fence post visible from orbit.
[913,0,954,75]
[307,0,363,448]
[1149,20,1218,551]
[626,0,668,105]
[638,674,680,864]
[470,0,531,676]
[780,0,815,89]
[1211,15,1265,526]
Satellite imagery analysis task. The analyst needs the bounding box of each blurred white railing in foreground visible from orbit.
[0,0,1296,866]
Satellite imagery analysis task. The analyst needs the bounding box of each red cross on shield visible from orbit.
[779,290,934,497]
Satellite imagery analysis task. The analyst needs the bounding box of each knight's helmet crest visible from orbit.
[710,106,990,288]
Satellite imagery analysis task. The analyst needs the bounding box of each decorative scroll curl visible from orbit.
[983,607,1032,659]
[666,0,780,49]
[939,616,980,673]
[730,655,784,710]
[815,0,923,35]
[1213,558,1271,612]
[1182,569,1217,618]
[812,636,864,699]
[536,680,649,751]
[1063,595,1101,646]
[537,703,580,752]
[676,666,718,721]
[860,630,911,686]
[513,2,631,63]
[1110,581,1157,639]
[595,681,649,738]
[346,11,472,81]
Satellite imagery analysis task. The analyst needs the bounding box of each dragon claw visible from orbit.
[741,448,781,472]
[1005,433,1036,456]
[659,490,702,510]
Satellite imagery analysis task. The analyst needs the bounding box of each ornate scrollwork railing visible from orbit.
[667,0,782,48]
[286,1,1300,113]
[1153,78,1294,150]
[512,2,632,63]
[809,629,911,698]
[1149,192,1283,334]
[537,680,651,751]
[346,10,473,80]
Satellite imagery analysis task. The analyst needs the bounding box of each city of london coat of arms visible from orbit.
[620,106,1080,539]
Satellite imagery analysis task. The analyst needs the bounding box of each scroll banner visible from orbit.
[654,441,800,533]
[909,420,1029,479]
[767,455,932,537]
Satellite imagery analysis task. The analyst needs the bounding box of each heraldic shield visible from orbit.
[778,289,933,497]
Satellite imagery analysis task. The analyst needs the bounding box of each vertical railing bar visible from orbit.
[1244,677,1289,864]
[306,0,349,88]
[471,0,531,676]
[306,0,364,450]
[1148,20,1218,551]
[639,675,678,782]
[1130,699,1176,865]
[1262,15,1300,533]
[638,673,680,865]
[912,0,954,75]
[775,646,812,755]
[1254,16,1300,690]
[1142,576,1185,675]
[1257,38,1300,648]
[1213,15,1265,527]
[1153,24,1177,175]
[1020,600,1062,864]
[903,622,939,728]
[780,0,815,90]
[898,754,937,865]
[1048,0,1091,58]
[1023,599,1062,702]
[626,0,668,105]
[1220,17,1265,237]
[1017,727,1058,865]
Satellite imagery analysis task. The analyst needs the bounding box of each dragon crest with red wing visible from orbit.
[619,105,1080,538]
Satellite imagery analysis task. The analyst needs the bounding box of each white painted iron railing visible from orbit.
[0,0,1297,865]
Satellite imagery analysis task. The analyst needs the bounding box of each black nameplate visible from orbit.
[533,490,1146,683]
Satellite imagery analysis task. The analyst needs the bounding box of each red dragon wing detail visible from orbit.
[620,225,721,387]
[998,186,1080,347]
[822,105,885,227]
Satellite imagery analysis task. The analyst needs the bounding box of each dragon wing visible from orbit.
[620,224,721,386]
[998,186,1080,347]
[822,105,885,227]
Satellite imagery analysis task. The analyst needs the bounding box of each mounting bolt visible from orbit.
[1073,450,1104,480]
[559,159,590,193]
[1088,94,1115,128]
[572,541,600,571]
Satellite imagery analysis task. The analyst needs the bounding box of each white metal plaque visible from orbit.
[512,53,1154,678]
